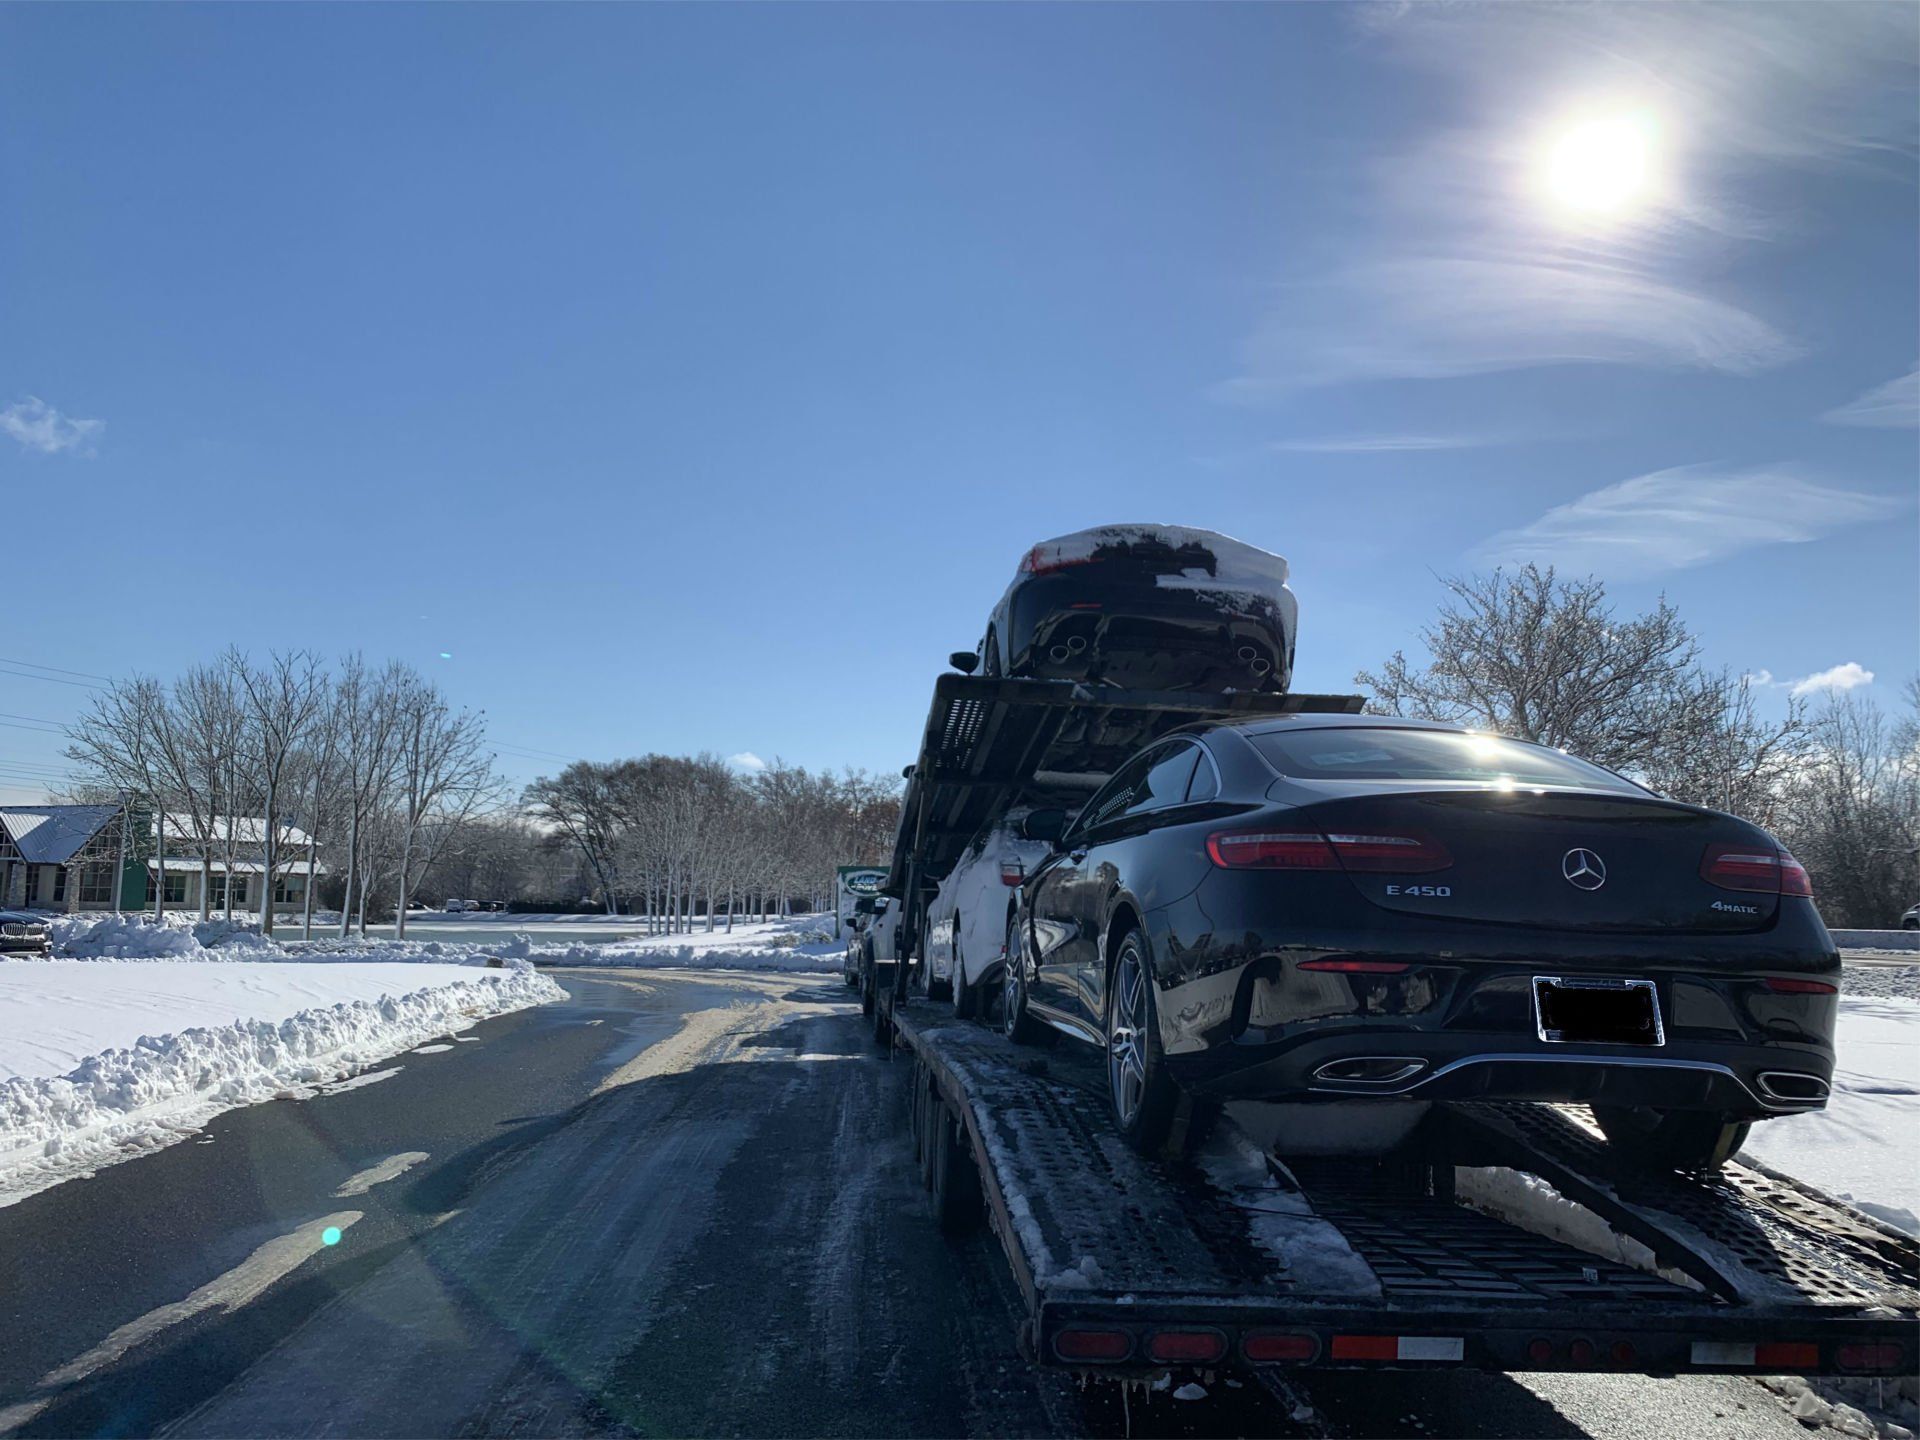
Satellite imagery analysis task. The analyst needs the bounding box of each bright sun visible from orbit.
[1538,109,1665,222]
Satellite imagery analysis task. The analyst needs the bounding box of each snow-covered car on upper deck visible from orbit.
[921,814,1053,1018]
[957,524,1299,694]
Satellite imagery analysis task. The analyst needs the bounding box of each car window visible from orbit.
[1075,741,1201,834]
[1185,746,1219,803]
[1125,743,1200,818]
[1246,726,1645,794]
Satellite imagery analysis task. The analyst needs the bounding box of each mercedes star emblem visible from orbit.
[1562,848,1607,891]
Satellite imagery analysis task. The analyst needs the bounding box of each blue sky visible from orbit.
[2,3,1915,802]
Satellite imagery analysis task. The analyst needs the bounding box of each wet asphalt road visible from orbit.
[0,970,1830,1439]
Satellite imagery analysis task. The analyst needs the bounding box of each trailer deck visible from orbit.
[891,1003,1919,1379]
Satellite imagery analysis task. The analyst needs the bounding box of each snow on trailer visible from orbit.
[890,1004,1919,1381]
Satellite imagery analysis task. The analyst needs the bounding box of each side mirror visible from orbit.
[1020,808,1068,845]
[949,650,980,674]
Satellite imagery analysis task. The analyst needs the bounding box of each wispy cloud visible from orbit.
[1791,662,1875,697]
[1822,367,1920,428]
[1229,5,1916,392]
[727,751,767,773]
[1,397,103,456]
[1476,464,1903,580]
[1267,432,1501,454]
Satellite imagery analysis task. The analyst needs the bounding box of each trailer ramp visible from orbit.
[893,1005,1918,1378]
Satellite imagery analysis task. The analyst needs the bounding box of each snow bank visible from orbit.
[40,911,278,961]
[0,960,565,1206]
[34,910,845,977]
[1744,995,1920,1236]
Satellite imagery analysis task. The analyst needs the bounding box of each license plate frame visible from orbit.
[1532,975,1664,1047]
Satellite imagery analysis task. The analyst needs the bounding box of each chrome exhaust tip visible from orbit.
[1312,1057,1427,1085]
[1236,645,1259,662]
[1756,1071,1830,1103]
[1048,644,1072,664]
[1066,635,1088,653]
[1250,657,1272,676]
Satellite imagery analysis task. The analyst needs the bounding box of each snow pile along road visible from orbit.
[501,914,846,973]
[0,960,565,1206]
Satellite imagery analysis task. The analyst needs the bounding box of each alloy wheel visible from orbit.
[1108,948,1149,1126]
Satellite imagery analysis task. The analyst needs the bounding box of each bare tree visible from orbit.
[389,676,503,938]
[229,649,326,936]
[64,677,170,915]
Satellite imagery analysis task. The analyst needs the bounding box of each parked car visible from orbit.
[0,909,50,954]
[955,524,1298,694]
[843,896,889,986]
[444,898,475,913]
[1002,714,1839,1171]
[922,813,1054,1018]
[1902,901,1919,930]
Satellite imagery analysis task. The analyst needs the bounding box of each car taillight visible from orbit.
[1206,829,1450,873]
[1020,543,1099,576]
[1701,843,1814,897]
[1207,831,1339,869]
[1000,860,1025,886]
[1324,832,1452,873]
[1764,977,1837,995]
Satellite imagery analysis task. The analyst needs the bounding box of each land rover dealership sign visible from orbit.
[835,865,888,932]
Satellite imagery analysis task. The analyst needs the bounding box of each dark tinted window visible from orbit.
[1078,741,1197,830]
[1126,744,1201,817]
[1247,727,1643,794]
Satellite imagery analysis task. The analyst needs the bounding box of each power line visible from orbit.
[0,655,113,682]
[0,711,67,727]
[0,665,101,690]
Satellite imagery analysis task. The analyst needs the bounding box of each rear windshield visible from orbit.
[1246,726,1644,794]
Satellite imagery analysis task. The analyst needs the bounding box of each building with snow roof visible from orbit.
[0,804,321,914]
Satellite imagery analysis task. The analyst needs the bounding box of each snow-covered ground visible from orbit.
[0,914,568,1206]
[1744,992,1920,1236]
[487,913,844,972]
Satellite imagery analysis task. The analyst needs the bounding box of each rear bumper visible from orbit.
[1170,1029,1830,1117]
[1143,886,1839,1119]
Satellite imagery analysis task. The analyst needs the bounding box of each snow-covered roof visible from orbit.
[158,813,315,847]
[0,805,122,865]
[147,857,327,875]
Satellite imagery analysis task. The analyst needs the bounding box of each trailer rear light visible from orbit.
[1763,978,1837,995]
[1701,844,1813,898]
[1146,1329,1228,1364]
[1837,1343,1902,1371]
[1243,1332,1317,1363]
[1053,1327,1132,1363]
[1207,831,1338,869]
[1324,832,1453,874]
[1567,1338,1595,1366]
[1755,1342,1820,1369]
[1610,1341,1636,1367]
[1526,1338,1554,1364]
[1298,959,1410,975]
[1331,1335,1463,1362]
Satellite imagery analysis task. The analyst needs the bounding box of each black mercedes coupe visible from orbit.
[1001,715,1839,1170]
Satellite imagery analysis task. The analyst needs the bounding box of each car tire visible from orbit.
[929,1101,982,1236]
[1001,916,1044,1045]
[1105,931,1180,1155]
[1591,1105,1752,1173]
[983,627,1002,678]
[859,951,875,1018]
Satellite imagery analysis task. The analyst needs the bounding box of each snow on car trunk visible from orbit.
[0,960,565,1206]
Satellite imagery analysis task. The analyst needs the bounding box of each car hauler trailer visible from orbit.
[891,1003,1918,1381]
[858,673,1365,1020]
[868,671,1917,1385]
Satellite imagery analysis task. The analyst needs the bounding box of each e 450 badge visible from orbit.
[1386,884,1453,898]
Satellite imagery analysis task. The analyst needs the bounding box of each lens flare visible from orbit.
[321,1226,342,1246]
[1537,108,1666,222]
